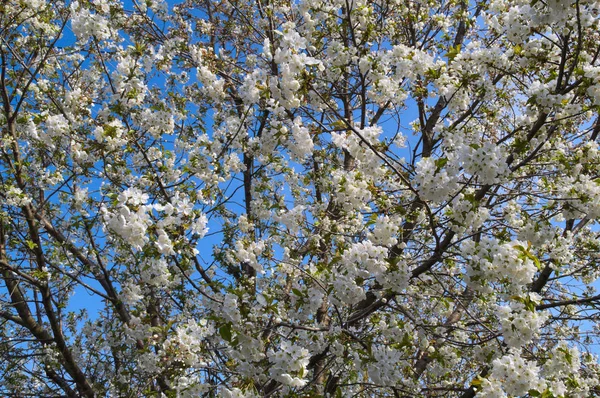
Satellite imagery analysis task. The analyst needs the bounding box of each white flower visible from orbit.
[490,350,546,397]
[155,229,175,255]
[191,213,209,238]
[289,117,314,159]
[4,187,32,207]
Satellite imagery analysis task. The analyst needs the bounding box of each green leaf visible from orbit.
[219,323,233,342]
[434,157,448,170]
[558,346,573,365]
[514,243,543,270]
[399,332,412,348]
[366,213,378,227]
[513,138,529,154]
[331,120,347,130]
[445,44,461,61]
[425,68,442,79]
[471,377,483,388]
[31,270,49,280]
[513,44,523,56]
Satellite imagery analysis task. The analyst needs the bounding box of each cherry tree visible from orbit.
[1,0,600,396]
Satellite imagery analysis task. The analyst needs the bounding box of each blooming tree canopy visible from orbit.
[1,0,600,396]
